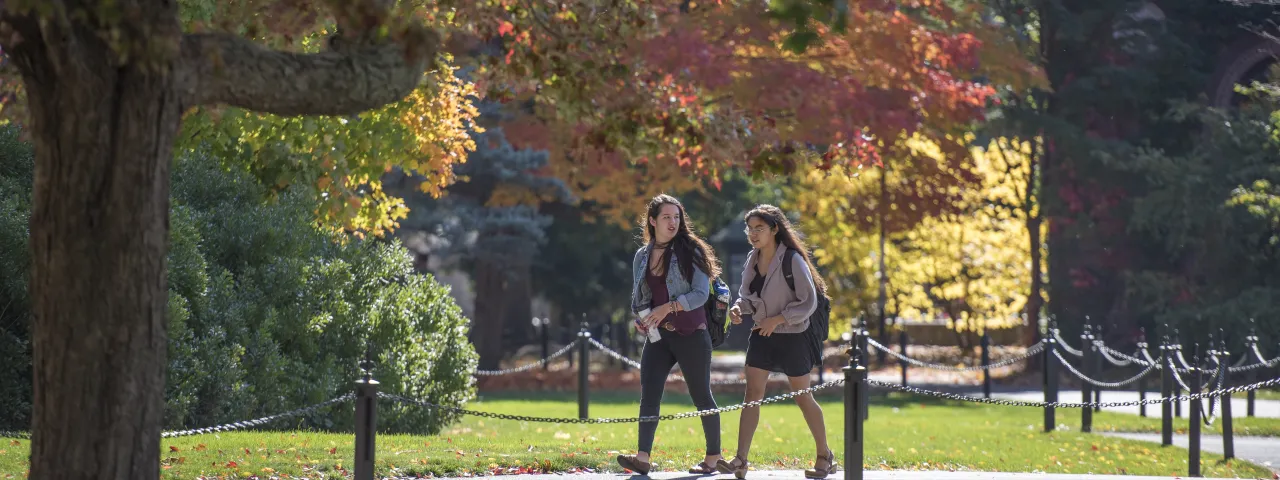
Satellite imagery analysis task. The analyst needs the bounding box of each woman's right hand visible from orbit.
[729,305,743,324]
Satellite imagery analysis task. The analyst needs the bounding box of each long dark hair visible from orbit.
[641,194,721,281]
[745,204,828,297]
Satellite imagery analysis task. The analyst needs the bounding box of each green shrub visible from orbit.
[0,134,477,435]
[0,126,31,433]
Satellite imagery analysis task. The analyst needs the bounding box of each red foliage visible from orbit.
[446,0,1014,216]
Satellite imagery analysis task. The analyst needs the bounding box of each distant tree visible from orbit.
[388,99,571,369]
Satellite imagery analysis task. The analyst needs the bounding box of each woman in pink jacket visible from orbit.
[718,204,835,479]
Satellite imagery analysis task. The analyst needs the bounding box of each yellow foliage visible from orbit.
[788,136,1047,335]
[180,59,482,239]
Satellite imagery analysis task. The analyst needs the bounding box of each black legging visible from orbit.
[638,328,720,455]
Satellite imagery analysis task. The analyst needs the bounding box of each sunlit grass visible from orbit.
[1,391,1272,478]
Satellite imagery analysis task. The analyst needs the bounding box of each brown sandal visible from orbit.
[715,455,749,479]
[804,449,839,479]
[617,454,652,475]
[688,461,717,474]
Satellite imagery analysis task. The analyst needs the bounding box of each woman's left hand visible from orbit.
[642,302,676,329]
[752,316,786,337]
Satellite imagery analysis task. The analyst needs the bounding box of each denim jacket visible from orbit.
[630,244,711,315]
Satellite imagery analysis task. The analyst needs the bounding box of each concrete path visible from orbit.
[994,390,1280,418]
[480,471,1254,480]
[1102,432,1280,472]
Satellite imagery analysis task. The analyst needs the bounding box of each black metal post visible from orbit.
[1161,337,1173,446]
[578,323,591,420]
[981,332,991,399]
[1138,371,1147,417]
[1245,331,1258,417]
[601,323,614,369]
[617,321,631,372]
[541,319,551,372]
[817,338,826,384]
[1090,319,1102,412]
[859,328,870,421]
[354,345,379,480]
[1137,331,1148,417]
[1044,326,1058,433]
[859,328,871,374]
[844,339,866,480]
[1081,324,1094,433]
[1217,336,1234,461]
[1189,346,1202,478]
[1092,343,1102,413]
[899,330,909,386]
[566,326,575,369]
[1171,331,1184,418]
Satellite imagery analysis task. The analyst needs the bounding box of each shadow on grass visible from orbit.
[474,390,989,411]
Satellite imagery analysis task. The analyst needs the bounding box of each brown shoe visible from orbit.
[688,460,717,475]
[617,454,652,475]
[804,450,838,479]
[715,455,749,479]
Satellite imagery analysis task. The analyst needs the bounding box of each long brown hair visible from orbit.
[641,194,722,281]
[745,204,828,297]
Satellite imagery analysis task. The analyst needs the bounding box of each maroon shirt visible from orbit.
[646,267,707,335]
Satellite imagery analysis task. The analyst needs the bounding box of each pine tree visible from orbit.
[387,100,571,369]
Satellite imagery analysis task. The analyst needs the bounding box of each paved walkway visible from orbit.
[993,390,1280,418]
[490,471,1251,480]
[1102,432,1279,471]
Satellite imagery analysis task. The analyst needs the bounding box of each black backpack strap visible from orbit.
[782,248,797,292]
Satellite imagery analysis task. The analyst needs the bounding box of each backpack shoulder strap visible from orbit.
[781,248,797,292]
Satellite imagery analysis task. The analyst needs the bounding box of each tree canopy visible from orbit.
[1,0,1032,232]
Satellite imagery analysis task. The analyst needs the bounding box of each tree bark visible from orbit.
[504,264,533,348]
[1,0,439,478]
[1024,214,1045,343]
[16,26,182,480]
[473,260,507,370]
[1023,140,1045,349]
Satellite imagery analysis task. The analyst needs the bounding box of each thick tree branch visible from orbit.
[178,27,438,116]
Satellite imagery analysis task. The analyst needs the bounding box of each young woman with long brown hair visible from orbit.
[617,194,725,475]
[719,204,836,479]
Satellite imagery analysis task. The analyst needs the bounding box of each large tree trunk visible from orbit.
[1024,214,1045,346]
[23,42,180,480]
[473,260,507,370]
[2,1,438,478]
[504,264,533,348]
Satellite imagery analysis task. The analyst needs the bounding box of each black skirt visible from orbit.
[745,329,821,378]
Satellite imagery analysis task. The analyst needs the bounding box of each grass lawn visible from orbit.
[1093,407,1280,437]
[1254,388,1280,401]
[0,391,1273,479]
